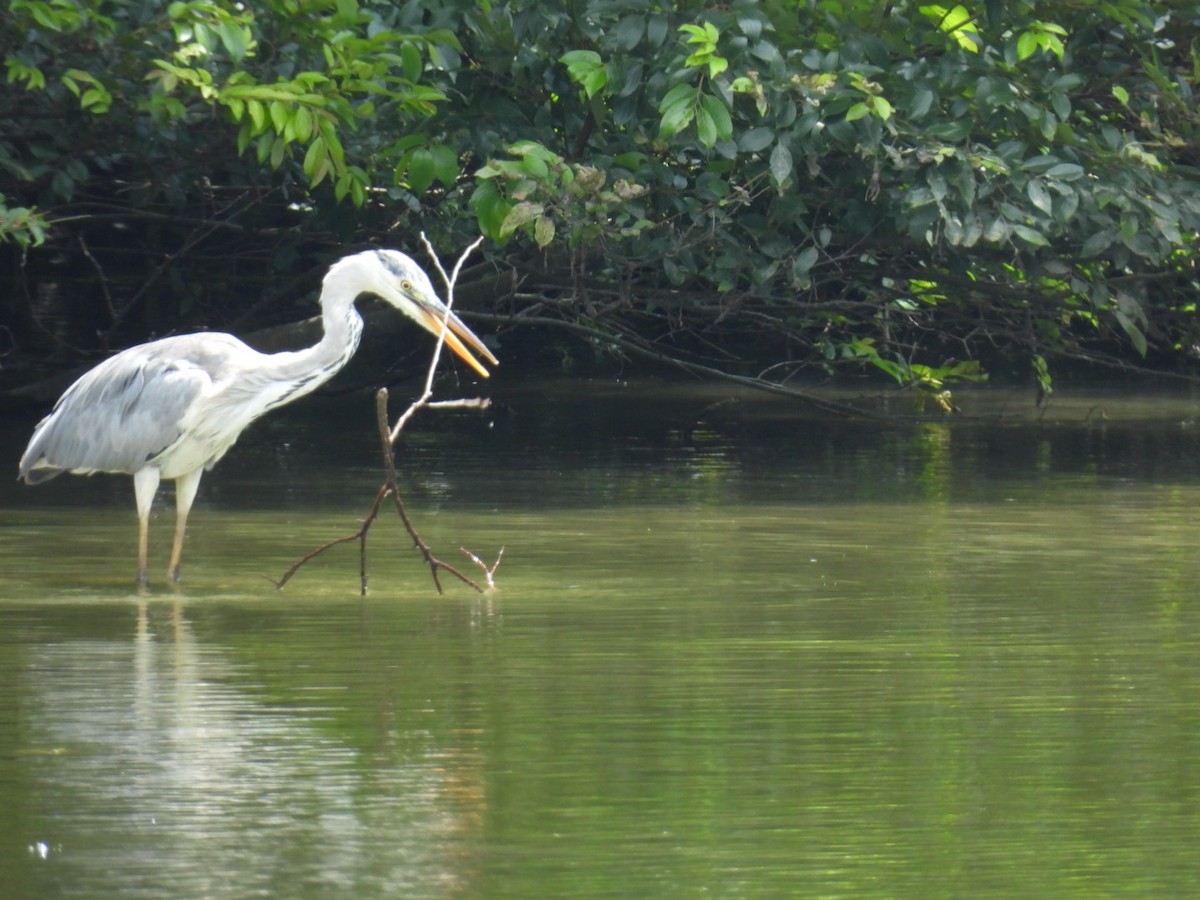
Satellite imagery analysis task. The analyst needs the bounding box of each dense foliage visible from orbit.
[3,0,1198,401]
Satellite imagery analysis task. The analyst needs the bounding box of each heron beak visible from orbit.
[409,297,499,379]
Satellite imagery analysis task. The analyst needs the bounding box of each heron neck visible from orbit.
[306,293,365,380]
[257,281,365,408]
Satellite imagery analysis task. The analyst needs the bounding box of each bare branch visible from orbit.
[276,237,498,595]
[388,233,486,445]
[427,397,492,411]
[461,545,504,590]
[269,483,390,591]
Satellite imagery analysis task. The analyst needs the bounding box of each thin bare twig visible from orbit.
[427,398,492,411]
[461,545,504,590]
[389,232,486,444]
[268,482,390,591]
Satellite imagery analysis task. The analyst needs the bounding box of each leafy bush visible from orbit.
[3,0,1198,399]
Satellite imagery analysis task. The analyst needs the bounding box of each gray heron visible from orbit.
[18,248,498,585]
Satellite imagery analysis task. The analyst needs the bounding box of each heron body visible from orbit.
[18,249,498,584]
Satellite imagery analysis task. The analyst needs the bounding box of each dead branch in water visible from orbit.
[272,236,502,595]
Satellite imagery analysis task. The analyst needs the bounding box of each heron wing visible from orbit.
[18,334,248,482]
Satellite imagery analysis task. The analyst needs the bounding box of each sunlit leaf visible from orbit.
[793,245,819,275]
[1017,31,1038,61]
[695,105,716,146]
[845,101,870,122]
[500,201,545,238]
[1027,180,1053,216]
[471,180,511,240]
[769,142,793,189]
[534,214,555,248]
[1044,163,1084,181]
[1012,224,1049,246]
[302,135,326,179]
[407,147,435,193]
[699,94,732,142]
[431,144,459,188]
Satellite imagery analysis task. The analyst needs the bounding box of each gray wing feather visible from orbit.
[18,335,244,482]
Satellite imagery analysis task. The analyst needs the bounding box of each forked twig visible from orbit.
[272,236,499,595]
[461,545,504,590]
[389,234,485,444]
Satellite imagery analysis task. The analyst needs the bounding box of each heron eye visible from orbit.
[400,279,413,292]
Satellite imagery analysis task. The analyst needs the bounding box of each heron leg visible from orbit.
[132,468,162,585]
[168,468,204,583]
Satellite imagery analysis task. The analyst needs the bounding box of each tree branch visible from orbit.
[273,236,499,595]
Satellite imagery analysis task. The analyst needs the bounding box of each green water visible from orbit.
[2,380,1200,897]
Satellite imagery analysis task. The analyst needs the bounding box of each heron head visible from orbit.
[345,249,497,378]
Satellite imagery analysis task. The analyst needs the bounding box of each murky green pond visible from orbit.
[2,378,1200,897]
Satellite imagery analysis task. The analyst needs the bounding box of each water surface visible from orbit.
[2,379,1200,896]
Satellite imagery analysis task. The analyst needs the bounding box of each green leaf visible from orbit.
[80,88,111,113]
[407,148,435,193]
[292,104,313,140]
[304,135,328,176]
[926,119,972,141]
[561,50,609,99]
[845,101,870,122]
[657,83,694,115]
[51,169,75,202]
[1050,92,1071,120]
[431,144,459,188]
[695,105,716,147]
[983,217,1009,243]
[1044,162,1084,181]
[246,99,265,132]
[561,49,601,67]
[1017,31,1038,61]
[911,87,935,118]
[793,245,819,275]
[534,214,556,248]
[500,201,545,238]
[255,133,274,165]
[1026,180,1053,216]
[738,127,774,153]
[471,180,511,240]
[613,15,645,50]
[1053,189,1079,224]
[400,43,423,82]
[520,151,548,180]
[216,21,251,63]
[1114,310,1148,355]
[659,85,696,138]
[706,56,728,79]
[1012,224,1049,246]
[699,94,732,142]
[1040,110,1058,141]
[269,101,289,135]
[920,4,980,52]
[769,142,793,190]
[1080,230,1111,257]
[303,137,329,185]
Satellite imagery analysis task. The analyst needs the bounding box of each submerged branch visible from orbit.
[269,482,390,592]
